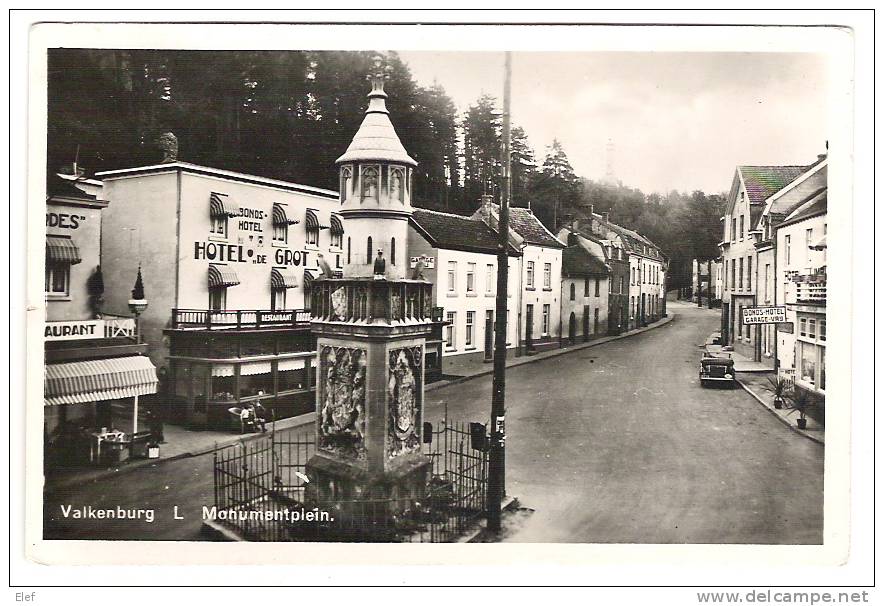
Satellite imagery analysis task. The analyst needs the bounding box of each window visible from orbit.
[340,165,352,202]
[595,278,601,297]
[584,278,589,297]
[764,264,770,302]
[445,311,456,348]
[808,319,816,339]
[731,260,736,289]
[739,258,744,290]
[45,262,69,295]
[390,166,405,203]
[465,311,475,347]
[542,304,550,336]
[271,288,286,311]
[272,223,288,243]
[806,228,813,263]
[209,287,227,311]
[738,305,743,337]
[799,341,817,387]
[367,236,373,265]
[820,319,826,341]
[526,261,535,288]
[347,237,351,264]
[630,296,635,318]
[543,263,551,289]
[391,238,396,265]
[466,263,476,292]
[210,215,227,237]
[447,261,457,293]
[631,268,635,285]
[570,283,576,301]
[732,218,737,242]
[747,256,752,290]
[331,230,343,249]
[785,235,791,265]
[486,264,494,294]
[306,226,319,246]
[361,166,379,202]
[799,318,807,337]
[740,215,745,239]
[619,277,624,294]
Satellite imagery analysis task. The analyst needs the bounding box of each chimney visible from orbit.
[480,194,494,210]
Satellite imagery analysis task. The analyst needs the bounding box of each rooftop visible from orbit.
[739,165,812,206]
[411,209,520,256]
[562,244,609,278]
[473,203,565,249]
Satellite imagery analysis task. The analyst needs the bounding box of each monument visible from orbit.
[305,57,434,520]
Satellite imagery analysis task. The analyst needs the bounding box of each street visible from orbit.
[43,302,823,544]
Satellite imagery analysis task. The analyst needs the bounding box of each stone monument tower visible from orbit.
[305,56,434,518]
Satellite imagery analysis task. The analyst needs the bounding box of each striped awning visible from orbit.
[272,203,300,227]
[810,235,827,250]
[271,267,299,289]
[45,356,158,406]
[46,236,82,265]
[208,264,241,288]
[329,214,344,236]
[303,268,320,287]
[305,209,329,230]
[210,192,239,218]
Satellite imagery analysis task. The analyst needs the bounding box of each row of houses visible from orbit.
[717,154,828,411]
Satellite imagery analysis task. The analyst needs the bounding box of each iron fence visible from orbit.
[210,418,489,542]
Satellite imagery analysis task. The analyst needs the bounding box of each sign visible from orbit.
[45,320,103,341]
[410,255,435,269]
[46,212,86,230]
[777,322,794,334]
[742,306,787,325]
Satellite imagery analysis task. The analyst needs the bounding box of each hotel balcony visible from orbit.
[170,308,312,331]
[787,267,827,307]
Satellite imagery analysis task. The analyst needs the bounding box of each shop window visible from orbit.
[45,262,70,296]
[278,367,308,392]
[526,261,535,288]
[466,263,475,292]
[445,311,456,349]
[272,289,286,311]
[239,372,274,400]
[465,311,475,347]
[800,342,817,387]
[542,304,550,336]
[209,287,227,311]
[210,215,227,237]
[543,263,551,289]
[210,375,236,403]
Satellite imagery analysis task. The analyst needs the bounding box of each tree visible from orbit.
[528,139,581,230]
[461,93,502,211]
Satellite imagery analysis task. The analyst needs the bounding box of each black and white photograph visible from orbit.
[12,13,872,590]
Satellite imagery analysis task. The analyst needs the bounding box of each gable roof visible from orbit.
[778,187,827,229]
[471,203,564,248]
[739,165,811,206]
[410,209,520,256]
[562,245,610,278]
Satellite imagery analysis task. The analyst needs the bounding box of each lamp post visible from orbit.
[128,266,148,434]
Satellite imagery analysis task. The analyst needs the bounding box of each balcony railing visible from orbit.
[171,308,311,330]
[794,282,827,304]
[311,278,434,324]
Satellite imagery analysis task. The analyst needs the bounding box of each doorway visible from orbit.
[568,312,576,344]
[582,305,590,342]
[525,304,534,353]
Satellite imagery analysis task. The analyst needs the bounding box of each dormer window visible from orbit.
[361,166,379,202]
[390,166,405,203]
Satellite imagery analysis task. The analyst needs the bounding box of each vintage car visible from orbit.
[699,353,735,387]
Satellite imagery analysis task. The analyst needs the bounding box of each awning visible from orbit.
[272,203,300,227]
[271,267,299,289]
[208,264,241,288]
[210,192,239,218]
[810,235,827,250]
[241,361,273,376]
[46,236,82,265]
[45,356,158,406]
[278,357,307,371]
[330,214,345,236]
[303,268,320,288]
[305,209,329,230]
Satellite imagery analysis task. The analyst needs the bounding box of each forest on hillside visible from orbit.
[47,49,725,289]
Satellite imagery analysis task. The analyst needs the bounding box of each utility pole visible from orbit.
[488,51,511,533]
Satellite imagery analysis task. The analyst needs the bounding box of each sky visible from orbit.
[397,51,828,195]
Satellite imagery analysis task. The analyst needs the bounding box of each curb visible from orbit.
[427,314,676,393]
[736,379,825,446]
[45,412,317,492]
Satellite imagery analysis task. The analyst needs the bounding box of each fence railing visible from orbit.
[210,418,489,542]
[310,279,434,324]
[172,308,311,330]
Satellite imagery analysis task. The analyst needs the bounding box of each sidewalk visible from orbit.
[45,412,316,492]
[429,314,675,393]
[705,344,774,373]
[736,372,825,445]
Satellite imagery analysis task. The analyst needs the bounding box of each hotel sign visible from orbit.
[742,306,787,325]
[410,255,435,269]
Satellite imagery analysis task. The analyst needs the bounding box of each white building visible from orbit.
[473,200,565,354]
[408,209,521,364]
[560,243,610,344]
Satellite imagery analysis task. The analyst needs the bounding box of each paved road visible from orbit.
[43,302,823,543]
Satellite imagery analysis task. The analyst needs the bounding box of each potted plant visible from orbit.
[767,375,790,409]
[789,388,812,430]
